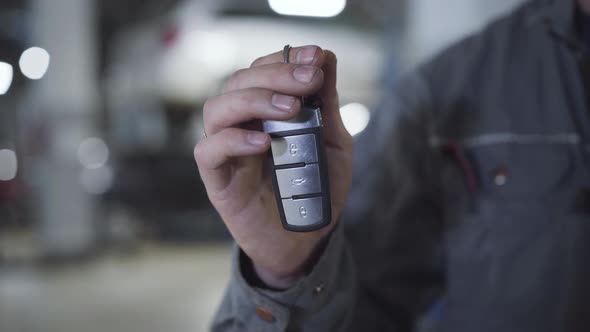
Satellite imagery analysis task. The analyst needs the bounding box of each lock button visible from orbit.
[281,197,324,227]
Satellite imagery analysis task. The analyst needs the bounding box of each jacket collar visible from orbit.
[528,0,576,37]
[524,0,587,52]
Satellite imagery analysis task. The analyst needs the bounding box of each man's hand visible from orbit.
[194,45,352,289]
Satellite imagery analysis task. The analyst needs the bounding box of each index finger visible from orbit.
[250,45,325,67]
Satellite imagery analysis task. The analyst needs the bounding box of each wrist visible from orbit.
[241,231,334,290]
[239,249,305,290]
[253,263,305,290]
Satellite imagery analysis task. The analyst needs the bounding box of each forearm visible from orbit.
[210,224,357,332]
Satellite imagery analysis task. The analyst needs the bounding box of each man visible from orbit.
[194,0,590,330]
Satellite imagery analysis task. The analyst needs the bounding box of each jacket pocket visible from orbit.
[464,142,576,201]
[440,140,588,329]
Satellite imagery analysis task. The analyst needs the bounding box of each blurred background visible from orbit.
[0,0,524,331]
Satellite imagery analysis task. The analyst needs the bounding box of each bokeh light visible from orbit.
[340,102,371,136]
[0,62,13,95]
[19,46,51,80]
[77,137,110,170]
[80,165,114,195]
[0,149,18,181]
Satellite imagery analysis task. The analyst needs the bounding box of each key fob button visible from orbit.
[281,197,324,227]
[271,134,318,166]
[276,164,322,198]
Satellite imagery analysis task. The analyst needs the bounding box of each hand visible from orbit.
[194,45,352,288]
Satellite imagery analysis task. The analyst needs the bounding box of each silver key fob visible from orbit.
[262,45,331,232]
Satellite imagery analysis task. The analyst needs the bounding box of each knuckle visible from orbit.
[193,143,203,167]
[325,49,337,62]
[194,140,218,170]
[218,129,238,151]
[225,127,242,141]
[341,126,353,148]
[308,69,325,91]
[250,56,265,67]
[343,132,353,148]
[193,142,205,163]
[264,63,288,85]
[223,68,246,92]
[237,90,257,109]
[315,68,325,83]
[202,98,214,123]
[234,128,249,143]
[238,129,251,143]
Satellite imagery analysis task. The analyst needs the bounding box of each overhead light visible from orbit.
[0,62,13,95]
[340,102,370,136]
[268,0,346,18]
[19,47,50,80]
[0,149,18,181]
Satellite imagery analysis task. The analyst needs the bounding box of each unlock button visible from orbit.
[276,164,322,198]
[271,134,318,166]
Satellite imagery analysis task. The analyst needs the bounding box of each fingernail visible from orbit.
[271,94,296,111]
[293,66,318,84]
[296,46,317,64]
[248,132,268,146]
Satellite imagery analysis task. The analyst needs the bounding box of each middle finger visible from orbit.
[222,62,324,95]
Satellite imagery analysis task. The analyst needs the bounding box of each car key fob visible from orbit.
[262,45,331,232]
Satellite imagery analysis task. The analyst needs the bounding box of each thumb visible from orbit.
[318,50,350,147]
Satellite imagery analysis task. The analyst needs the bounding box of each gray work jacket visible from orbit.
[211,0,590,330]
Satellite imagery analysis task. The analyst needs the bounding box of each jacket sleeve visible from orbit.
[210,71,448,332]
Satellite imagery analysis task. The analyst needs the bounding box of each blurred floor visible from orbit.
[0,240,232,332]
